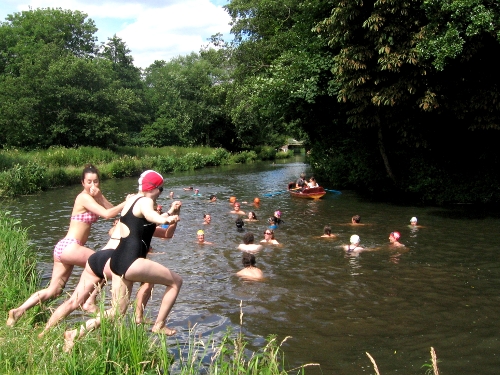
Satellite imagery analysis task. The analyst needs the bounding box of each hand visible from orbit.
[89,186,101,197]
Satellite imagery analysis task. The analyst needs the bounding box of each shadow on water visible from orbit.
[6,158,500,375]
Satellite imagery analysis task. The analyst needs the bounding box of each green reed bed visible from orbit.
[0,146,245,197]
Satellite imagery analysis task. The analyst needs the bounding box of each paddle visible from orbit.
[325,189,342,194]
[263,187,300,197]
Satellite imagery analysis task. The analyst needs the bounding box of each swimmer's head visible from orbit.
[274,210,281,218]
[324,226,331,235]
[209,194,217,201]
[410,217,418,224]
[235,218,244,228]
[197,230,204,235]
[234,202,241,208]
[390,231,401,241]
[242,252,256,267]
[254,197,260,204]
[229,196,236,203]
[350,234,360,245]
[138,170,164,192]
[352,215,361,223]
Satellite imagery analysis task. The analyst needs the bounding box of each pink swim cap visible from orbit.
[391,231,401,240]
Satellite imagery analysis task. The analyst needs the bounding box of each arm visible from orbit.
[78,193,127,219]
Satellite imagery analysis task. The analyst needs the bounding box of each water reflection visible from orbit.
[6,159,500,375]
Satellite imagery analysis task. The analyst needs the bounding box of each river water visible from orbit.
[7,158,500,374]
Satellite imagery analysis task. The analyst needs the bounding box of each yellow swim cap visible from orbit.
[197,230,204,235]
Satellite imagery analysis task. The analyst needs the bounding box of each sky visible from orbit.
[0,0,233,69]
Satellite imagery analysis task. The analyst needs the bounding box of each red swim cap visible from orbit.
[138,170,163,192]
[391,231,401,240]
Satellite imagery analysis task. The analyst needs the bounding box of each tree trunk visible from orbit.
[378,125,397,184]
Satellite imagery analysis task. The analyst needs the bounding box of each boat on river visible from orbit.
[287,183,326,199]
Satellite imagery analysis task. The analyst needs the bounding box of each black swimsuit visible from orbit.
[110,197,156,277]
[87,249,114,279]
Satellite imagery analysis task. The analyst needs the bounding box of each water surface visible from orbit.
[8,158,500,374]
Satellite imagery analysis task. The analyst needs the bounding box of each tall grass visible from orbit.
[0,146,280,198]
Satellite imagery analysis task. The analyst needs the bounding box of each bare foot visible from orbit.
[152,324,176,336]
[38,330,46,339]
[136,317,154,325]
[63,330,77,353]
[6,309,20,327]
[82,303,97,313]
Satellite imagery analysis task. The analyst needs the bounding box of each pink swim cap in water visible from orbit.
[391,231,401,240]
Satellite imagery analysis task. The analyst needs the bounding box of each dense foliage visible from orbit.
[1,3,500,203]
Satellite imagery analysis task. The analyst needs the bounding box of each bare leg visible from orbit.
[63,273,133,352]
[134,283,154,323]
[39,266,101,337]
[7,262,73,327]
[164,222,177,238]
[81,280,105,312]
[125,259,182,335]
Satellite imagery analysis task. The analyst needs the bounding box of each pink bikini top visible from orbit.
[70,211,99,224]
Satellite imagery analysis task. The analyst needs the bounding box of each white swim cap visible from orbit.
[410,217,418,223]
[350,235,360,244]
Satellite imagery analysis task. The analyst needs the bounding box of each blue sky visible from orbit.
[0,0,232,68]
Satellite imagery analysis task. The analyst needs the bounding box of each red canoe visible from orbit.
[287,183,326,199]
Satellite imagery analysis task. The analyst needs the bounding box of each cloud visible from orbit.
[0,0,232,69]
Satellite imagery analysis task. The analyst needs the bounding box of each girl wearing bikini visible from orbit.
[64,170,182,351]
[7,164,128,327]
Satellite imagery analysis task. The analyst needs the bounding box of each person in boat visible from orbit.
[308,177,319,188]
[237,232,263,253]
[203,213,211,225]
[230,202,246,215]
[321,226,336,238]
[345,234,363,253]
[63,170,183,351]
[245,211,258,222]
[261,229,279,244]
[236,252,264,281]
[197,229,213,245]
[296,172,307,190]
[389,231,404,247]
[7,164,129,327]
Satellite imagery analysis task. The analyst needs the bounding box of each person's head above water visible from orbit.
[236,218,244,229]
[324,226,332,235]
[248,212,257,220]
[389,231,401,241]
[243,232,255,245]
[351,215,361,224]
[274,210,281,218]
[242,252,256,267]
[138,170,163,192]
[350,234,360,245]
[410,217,418,225]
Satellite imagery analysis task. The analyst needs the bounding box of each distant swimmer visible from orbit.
[261,229,279,245]
[236,252,264,281]
[238,232,263,253]
[197,230,213,245]
[230,202,246,215]
[409,217,424,228]
[389,231,404,247]
[203,213,211,225]
[321,225,336,238]
[209,194,217,202]
[193,189,202,196]
[344,234,363,253]
[245,211,258,222]
[183,186,194,191]
[235,218,245,232]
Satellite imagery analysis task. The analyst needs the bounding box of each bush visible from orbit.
[205,148,230,166]
[230,151,258,164]
[0,162,47,197]
[255,146,277,160]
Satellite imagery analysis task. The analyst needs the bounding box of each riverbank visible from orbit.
[0,145,294,198]
[0,210,310,374]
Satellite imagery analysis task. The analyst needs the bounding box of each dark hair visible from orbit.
[243,232,254,244]
[81,164,100,182]
[242,252,256,267]
[236,218,244,228]
[203,213,210,218]
[266,229,275,239]
[352,215,361,223]
[249,211,257,220]
[268,217,278,225]
[323,226,331,235]
[209,194,216,200]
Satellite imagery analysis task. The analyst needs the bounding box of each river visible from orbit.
[7,158,500,374]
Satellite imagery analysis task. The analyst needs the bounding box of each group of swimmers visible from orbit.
[7,165,183,351]
[320,215,423,256]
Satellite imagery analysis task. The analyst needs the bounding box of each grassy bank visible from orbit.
[0,146,293,197]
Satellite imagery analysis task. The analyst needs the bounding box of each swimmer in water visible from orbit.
[230,202,246,215]
[261,229,279,245]
[196,230,213,245]
[389,231,404,247]
[245,211,258,222]
[321,225,336,238]
[237,232,263,253]
[345,234,363,253]
[203,213,211,225]
[236,252,264,281]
